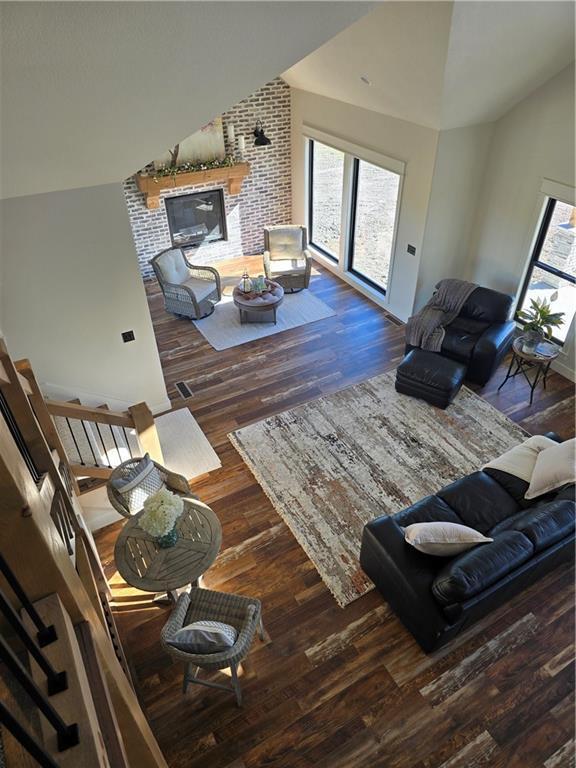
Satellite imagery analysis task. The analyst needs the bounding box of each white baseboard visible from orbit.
[551,356,576,382]
[309,251,405,324]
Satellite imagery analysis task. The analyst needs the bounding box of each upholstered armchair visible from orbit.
[150,248,222,320]
[263,225,312,292]
[405,286,516,386]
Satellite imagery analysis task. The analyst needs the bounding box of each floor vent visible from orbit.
[175,381,194,399]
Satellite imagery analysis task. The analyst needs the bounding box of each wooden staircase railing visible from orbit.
[16,359,163,486]
[1,341,168,767]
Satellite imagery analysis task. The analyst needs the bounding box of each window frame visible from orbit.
[307,139,341,262]
[306,134,403,298]
[347,157,402,296]
[517,196,576,345]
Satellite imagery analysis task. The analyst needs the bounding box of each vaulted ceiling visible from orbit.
[0,2,373,199]
[283,1,575,130]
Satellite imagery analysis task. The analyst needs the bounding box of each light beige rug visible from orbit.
[229,371,528,607]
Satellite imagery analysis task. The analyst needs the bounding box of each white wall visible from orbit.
[0,2,372,199]
[291,88,439,321]
[0,183,171,411]
[415,122,494,310]
[468,65,576,378]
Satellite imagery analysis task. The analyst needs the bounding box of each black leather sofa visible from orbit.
[406,286,516,386]
[360,436,575,653]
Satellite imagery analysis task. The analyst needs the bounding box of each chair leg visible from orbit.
[230,662,242,707]
[183,662,192,694]
[258,615,266,642]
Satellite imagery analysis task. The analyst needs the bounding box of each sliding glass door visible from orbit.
[348,159,401,293]
[308,140,345,261]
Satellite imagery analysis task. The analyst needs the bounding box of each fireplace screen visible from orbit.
[165,189,227,248]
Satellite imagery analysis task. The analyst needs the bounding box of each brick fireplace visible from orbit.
[124,78,292,280]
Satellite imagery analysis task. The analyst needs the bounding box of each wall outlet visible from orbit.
[121,330,135,343]
[407,244,416,256]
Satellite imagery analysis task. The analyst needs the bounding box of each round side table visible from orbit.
[114,498,222,597]
[498,336,560,406]
[233,280,284,324]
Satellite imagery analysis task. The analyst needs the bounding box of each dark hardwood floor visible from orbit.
[95,259,575,768]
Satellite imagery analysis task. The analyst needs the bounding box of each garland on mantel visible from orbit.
[141,155,236,183]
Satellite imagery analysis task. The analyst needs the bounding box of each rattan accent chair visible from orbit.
[150,248,222,320]
[106,457,196,518]
[263,225,312,292]
[161,588,264,706]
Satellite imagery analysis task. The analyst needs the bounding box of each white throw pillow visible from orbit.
[483,435,557,482]
[110,454,164,514]
[525,439,576,499]
[404,522,492,556]
[166,620,238,654]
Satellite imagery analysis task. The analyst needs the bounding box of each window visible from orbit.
[518,198,576,343]
[307,136,403,295]
[308,140,345,260]
[349,159,401,293]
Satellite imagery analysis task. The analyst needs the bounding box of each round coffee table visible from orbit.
[114,498,222,597]
[498,336,560,406]
[233,280,284,324]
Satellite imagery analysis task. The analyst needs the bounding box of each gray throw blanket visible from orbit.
[406,279,477,352]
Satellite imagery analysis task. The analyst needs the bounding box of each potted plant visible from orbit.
[517,296,565,352]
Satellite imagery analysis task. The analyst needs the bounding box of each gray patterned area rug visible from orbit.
[229,370,528,607]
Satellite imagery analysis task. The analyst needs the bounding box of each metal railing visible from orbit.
[0,554,80,765]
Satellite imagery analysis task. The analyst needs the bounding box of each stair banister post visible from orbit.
[128,402,164,463]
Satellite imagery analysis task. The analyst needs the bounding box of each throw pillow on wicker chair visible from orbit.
[110,454,164,514]
[166,620,238,654]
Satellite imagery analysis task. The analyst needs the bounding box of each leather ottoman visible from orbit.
[395,349,466,409]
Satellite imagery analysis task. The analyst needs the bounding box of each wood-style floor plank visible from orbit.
[95,258,575,767]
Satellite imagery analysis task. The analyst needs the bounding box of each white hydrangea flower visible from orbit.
[140,488,184,538]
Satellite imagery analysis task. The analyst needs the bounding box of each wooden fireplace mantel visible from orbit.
[135,163,250,209]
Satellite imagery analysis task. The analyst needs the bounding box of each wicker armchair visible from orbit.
[106,457,197,518]
[150,248,222,320]
[161,588,264,706]
[263,225,312,292]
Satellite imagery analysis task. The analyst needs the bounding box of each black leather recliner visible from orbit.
[406,286,516,386]
[360,436,575,653]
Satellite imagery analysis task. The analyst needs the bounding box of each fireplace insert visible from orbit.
[165,189,227,248]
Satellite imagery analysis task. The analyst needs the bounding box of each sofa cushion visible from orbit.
[182,276,217,302]
[525,439,576,499]
[156,249,191,285]
[490,500,575,553]
[437,471,519,534]
[459,286,513,324]
[483,468,531,508]
[432,530,534,606]
[440,318,487,363]
[268,257,307,275]
[393,495,463,528]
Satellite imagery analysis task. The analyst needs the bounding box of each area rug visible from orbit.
[192,288,335,350]
[229,371,528,607]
